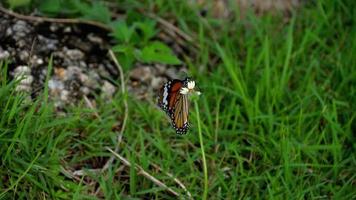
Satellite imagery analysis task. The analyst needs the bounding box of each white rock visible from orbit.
[151,77,165,89]
[129,66,152,82]
[66,66,82,80]
[87,33,103,44]
[102,81,116,97]
[165,67,180,79]
[48,79,64,91]
[0,50,10,60]
[65,49,84,60]
[63,27,71,33]
[20,75,34,85]
[30,55,44,66]
[15,84,31,92]
[19,51,29,61]
[6,27,12,37]
[60,90,70,102]
[13,66,31,76]
[80,86,90,95]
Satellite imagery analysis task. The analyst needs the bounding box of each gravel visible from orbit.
[0,12,188,111]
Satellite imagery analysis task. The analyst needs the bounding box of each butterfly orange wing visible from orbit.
[172,93,189,134]
[158,79,190,134]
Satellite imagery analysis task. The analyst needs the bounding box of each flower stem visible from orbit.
[194,100,208,200]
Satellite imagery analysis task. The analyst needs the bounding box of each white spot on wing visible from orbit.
[162,85,169,105]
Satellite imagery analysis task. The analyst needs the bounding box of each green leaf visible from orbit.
[126,10,144,24]
[70,0,91,14]
[81,2,111,24]
[7,0,31,9]
[110,20,135,43]
[134,20,157,44]
[39,0,61,14]
[138,41,181,65]
[111,45,135,69]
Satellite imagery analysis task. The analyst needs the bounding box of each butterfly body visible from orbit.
[158,78,197,134]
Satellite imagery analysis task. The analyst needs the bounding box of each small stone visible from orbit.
[5,27,12,37]
[49,24,59,32]
[15,84,31,92]
[19,51,29,61]
[90,70,101,80]
[17,40,27,48]
[0,50,10,60]
[20,75,34,85]
[46,42,57,51]
[53,51,65,59]
[165,67,180,79]
[60,90,70,102]
[101,81,116,98]
[12,21,28,32]
[65,49,84,60]
[154,64,166,74]
[78,73,89,84]
[87,33,103,44]
[63,27,71,33]
[66,66,82,80]
[54,100,64,108]
[36,58,44,65]
[54,68,67,80]
[151,77,165,89]
[41,68,48,75]
[129,66,153,82]
[79,61,87,68]
[80,86,90,95]
[30,55,44,66]
[97,64,110,77]
[12,20,32,39]
[13,66,31,76]
[48,79,64,91]
[38,35,58,51]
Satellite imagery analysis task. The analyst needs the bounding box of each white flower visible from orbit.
[187,81,195,90]
[180,87,189,95]
[180,80,200,95]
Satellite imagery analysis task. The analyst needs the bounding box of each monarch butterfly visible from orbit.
[158,78,200,134]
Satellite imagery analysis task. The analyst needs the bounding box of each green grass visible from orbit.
[1,0,355,199]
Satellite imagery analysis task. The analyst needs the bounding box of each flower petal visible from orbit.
[187,81,195,89]
[180,87,189,94]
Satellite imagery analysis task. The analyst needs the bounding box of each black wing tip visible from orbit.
[176,129,188,135]
[174,123,189,135]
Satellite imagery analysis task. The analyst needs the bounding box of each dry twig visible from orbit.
[60,166,82,182]
[83,95,101,120]
[0,6,112,31]
[146,13,200,52]
[101,50,128,171]
[125,144,193,198]
[106,147,180,197]
[146,13,194,43]
[151,163,193,199]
